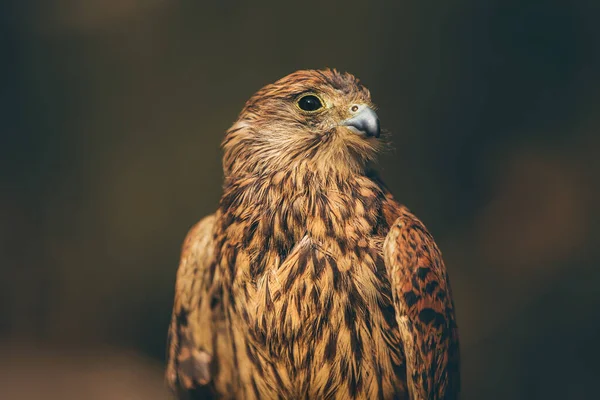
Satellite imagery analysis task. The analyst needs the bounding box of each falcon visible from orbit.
[166,69,460,399]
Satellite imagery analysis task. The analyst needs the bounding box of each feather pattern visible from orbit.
[166,69,460,399]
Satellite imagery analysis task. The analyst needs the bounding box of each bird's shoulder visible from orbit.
[381,202,461,399]
[167,213,219,394]
[176,214,217,288]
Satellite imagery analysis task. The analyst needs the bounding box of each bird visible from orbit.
[166,69,460,399]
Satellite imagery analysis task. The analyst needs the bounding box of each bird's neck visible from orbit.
[219,163,390,246]
[216,163,402,284]
[222,162,373,209]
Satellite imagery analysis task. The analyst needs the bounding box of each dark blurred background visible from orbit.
[2,0,599,399]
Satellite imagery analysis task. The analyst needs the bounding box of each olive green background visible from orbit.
[2,1,599,398]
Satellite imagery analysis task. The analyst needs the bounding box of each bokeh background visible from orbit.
[2,1,599,399]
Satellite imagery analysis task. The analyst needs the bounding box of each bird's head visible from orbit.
[222,69,384,178]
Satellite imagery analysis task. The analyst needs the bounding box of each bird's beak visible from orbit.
[341,105,381,138]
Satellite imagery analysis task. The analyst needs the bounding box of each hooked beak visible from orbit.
[341,105,381,138]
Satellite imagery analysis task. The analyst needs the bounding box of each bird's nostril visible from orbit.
[351,105,359,113]
[341,106,380,138]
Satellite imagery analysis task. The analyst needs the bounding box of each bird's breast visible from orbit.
[217,174,407,397]
[234,236,406,398]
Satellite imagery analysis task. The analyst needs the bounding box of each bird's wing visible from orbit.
[166,214,218,395]
[383,208,460,400]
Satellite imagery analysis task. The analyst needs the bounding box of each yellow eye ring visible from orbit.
[296,93,325,112]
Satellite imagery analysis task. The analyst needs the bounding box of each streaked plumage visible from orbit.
[166,69,460,399]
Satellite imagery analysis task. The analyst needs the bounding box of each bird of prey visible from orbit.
[166,69,460,399]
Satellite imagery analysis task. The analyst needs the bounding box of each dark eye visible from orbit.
[297,94,323,112]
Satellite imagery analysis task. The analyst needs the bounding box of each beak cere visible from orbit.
[342,106,381,138]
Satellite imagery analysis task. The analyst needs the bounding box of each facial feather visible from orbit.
[222,69,383,178]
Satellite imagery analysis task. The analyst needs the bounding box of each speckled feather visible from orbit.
[166,69,460,399]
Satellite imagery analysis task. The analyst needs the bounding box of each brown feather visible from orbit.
[166,69,460,399]
[383,208,461,400]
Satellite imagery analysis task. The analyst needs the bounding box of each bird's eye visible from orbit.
[297,94,323,112]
